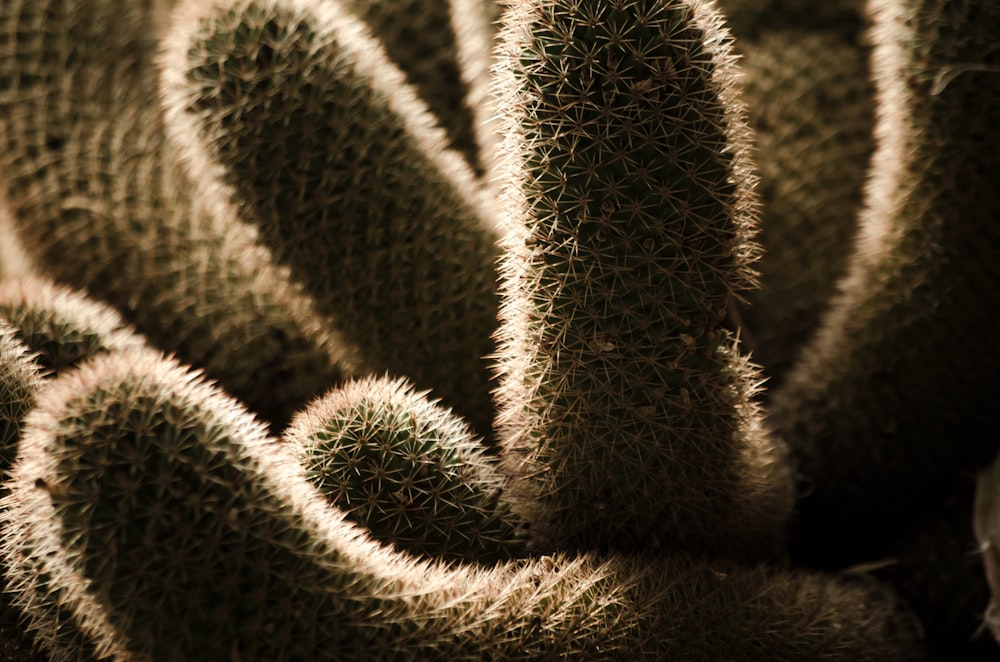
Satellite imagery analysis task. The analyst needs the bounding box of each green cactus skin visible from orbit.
[0,276,147,375]
[340,0,485,175]
[0,348,926,660]
[491,0,793,558]
[284,375,525,564]
[0,0,363,430]
[736,31,874,385]
[160,0,502,440]
[768,0,1000,567]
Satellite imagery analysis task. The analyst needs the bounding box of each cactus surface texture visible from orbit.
[493,0,792,558]
[0,349,925,660]
[0,0,994,657]
[161,0,501,438]
[0,277,146,375]
[0,0,363,430]
[340,0,484,174]
[284,375,525,563]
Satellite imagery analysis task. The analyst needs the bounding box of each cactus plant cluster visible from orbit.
[0,0,996,659]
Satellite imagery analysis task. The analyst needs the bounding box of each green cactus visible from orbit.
[769,0,1000,567]
[0,276,146,375]
[0,0,363,430]
[735,30,874,384]
[0,348,924,660]
[284,375,525,563]
[492,0,792,558]
[159,0,502,439]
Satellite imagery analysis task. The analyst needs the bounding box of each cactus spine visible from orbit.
[160,0,502,439]
[0,348,923,660]
[284,375,525,563]
[0,0,363,430]
[492,0,792,557]
[769,0,1000,566]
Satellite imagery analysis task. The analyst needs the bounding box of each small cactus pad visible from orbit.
[285,375,524,563]
[0,276,146,375]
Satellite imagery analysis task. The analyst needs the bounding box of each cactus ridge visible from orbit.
[160,0,502,439]
[492,0,792,557]
[0,348,924,660]
[285,375,526,563]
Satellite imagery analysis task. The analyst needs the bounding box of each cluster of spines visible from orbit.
[492,0,791,558]
[159,0,502,438]
[284,375,525,563]
[0,348,924,660]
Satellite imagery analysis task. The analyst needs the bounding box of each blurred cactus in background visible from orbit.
[0,0,996,659]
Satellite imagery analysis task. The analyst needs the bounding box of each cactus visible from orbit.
[284,375,525,563]
[0,0,994,656]
[735,30,874,384]
[0,276,146,375]
[0,348,924,660]
[0,0,363,430]
[0,327,69,662]
[159,0,502,439]
[492,0,792,558]
[0,323,40,476]
[769,0,1000,566]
